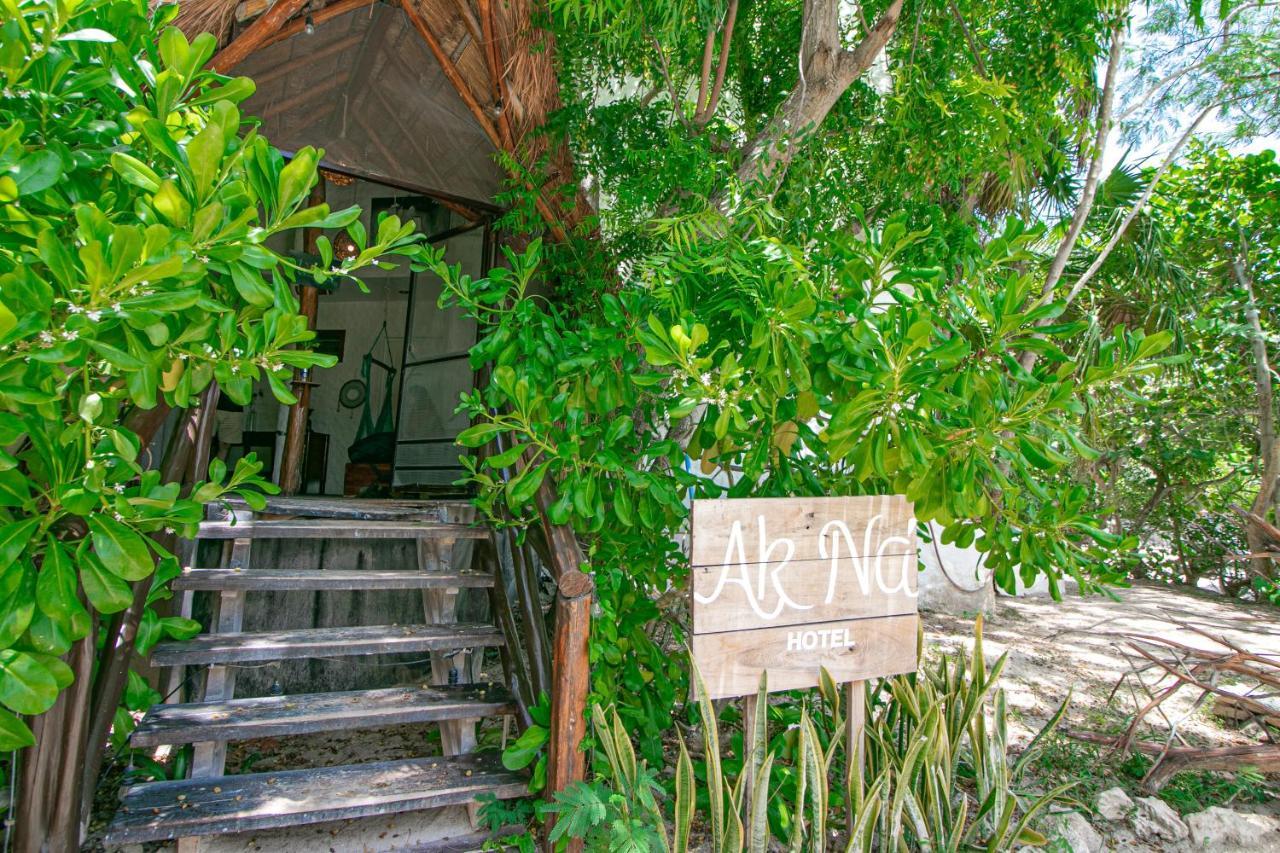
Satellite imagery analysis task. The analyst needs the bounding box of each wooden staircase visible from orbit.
[105,497,525,850]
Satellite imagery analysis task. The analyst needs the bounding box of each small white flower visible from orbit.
[85,460,96,469]
[113,483,126,493]
[700,372,712,385]
[111,302,122,312]
[164,527,175,535]
[113,512,125,521]
[269,362,283,372]
[87,310,102,321]
[67,305,83,314]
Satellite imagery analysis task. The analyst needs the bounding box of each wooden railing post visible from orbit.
[531,475,593,853]
[544,570,593,851]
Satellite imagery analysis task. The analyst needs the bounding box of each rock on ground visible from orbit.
[1186,806,1280,851]
[1133,796,1190,843]
[1052,810,1104,853]
[1096,787,1134,821]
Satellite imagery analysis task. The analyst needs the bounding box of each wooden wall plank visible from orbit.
[690,496,914,566]
[691,613,918,699]
[690,496,917,634]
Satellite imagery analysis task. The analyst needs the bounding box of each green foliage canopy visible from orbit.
[0,0,425,749]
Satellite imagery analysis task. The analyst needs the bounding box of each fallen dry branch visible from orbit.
[1075,621,1280,792]
[1065,730,1280,792]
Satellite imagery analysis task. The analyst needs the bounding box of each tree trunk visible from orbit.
[1238,258,1277,582]
[733,0,904,194]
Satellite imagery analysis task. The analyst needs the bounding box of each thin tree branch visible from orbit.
[695,0,739,125]
[1062,104,1212,305]
[696,18,716,119]
[651,36,692,130]
[730,0,903,195]
[947,0,987,77]
[1040,25,1124,302]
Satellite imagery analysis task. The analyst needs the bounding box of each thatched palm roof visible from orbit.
[177,0,579,227]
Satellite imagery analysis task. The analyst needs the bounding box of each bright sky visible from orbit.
[1101,7,1279,173]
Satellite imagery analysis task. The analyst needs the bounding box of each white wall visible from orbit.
[236,174,471,494]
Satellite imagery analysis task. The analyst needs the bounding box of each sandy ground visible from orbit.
[101,581,1280,852]
[923,581,1280,746]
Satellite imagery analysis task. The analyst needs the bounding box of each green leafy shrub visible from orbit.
[438,207,1168,754]
[0,0,424,749]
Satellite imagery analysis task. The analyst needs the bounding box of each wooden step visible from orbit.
[221,495,473,521]
[151,624,503,667]
[173,567,494,591]
[132,683,515,746]
[195,519,487,540]
[104,753,525,845]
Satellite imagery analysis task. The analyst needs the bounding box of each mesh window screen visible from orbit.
[393,228,484,490]
[237,4,503,202]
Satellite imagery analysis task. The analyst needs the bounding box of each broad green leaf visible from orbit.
[11,150,62,195]
[110,152,161,192]
[0,650,58,715]
[0,301,15,338]
[456,423,504,447]
[80,553,135,613]
[88,516,154,581]
[0,519,39,568]
[0,709,34,750]
[57,28,116,42]
[38,539,91,639]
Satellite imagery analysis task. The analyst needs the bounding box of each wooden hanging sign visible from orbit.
[690,496,919,699]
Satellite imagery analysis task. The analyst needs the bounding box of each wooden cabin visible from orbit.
[104,1,585,849]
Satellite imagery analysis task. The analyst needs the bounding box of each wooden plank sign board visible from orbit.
[690,496,919,699]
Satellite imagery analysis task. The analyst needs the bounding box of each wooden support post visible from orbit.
[279,183,325,496]
[179,517,251,853]
[543,570,593,853]
[190,530,252,778]
[419,538,477,756]
[163,388,219,705]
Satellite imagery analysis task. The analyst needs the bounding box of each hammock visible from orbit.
[348,323,397,463]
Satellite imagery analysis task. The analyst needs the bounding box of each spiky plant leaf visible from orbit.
[746,753,774,853]
[674,734,694,853]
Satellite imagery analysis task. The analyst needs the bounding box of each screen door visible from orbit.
[392,224,488,491]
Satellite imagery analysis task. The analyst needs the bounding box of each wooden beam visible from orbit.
[210,0,312,73]
[263,0,377,48]
[449,0,484,46]
[477,0,513,150]
[399,0,569,240]
[278,181,324,496]
[399,0,501,150]
[531,472,592,851]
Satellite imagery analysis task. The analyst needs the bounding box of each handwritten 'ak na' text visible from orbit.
[693,514,917,621]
